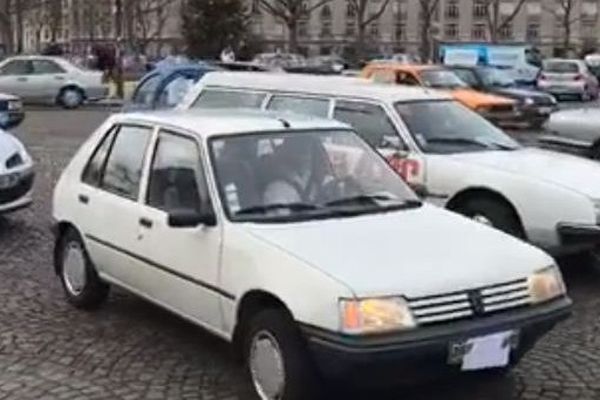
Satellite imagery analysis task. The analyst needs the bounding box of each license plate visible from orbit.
[0,173,19,189]
[538,107,553,114]
[449,331,516,371]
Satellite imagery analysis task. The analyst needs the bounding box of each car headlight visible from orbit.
[476,106,491,114]
[528,265,566,304]
[7,100,22,110]
[523,97,535,106]
[340,297,416,335]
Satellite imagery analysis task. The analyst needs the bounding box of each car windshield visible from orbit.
[210,129,420,223]
[544,61,579,74]
[395,101,520,154]
[420,70,469,89]
[479,68,516,87]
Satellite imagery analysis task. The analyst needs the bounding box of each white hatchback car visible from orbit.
[0,129,34,214]
[180,72,600,258]
[52,110,570,399]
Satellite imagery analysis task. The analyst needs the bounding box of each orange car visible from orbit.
[361,63,517,125]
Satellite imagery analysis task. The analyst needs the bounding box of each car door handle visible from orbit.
[139,217,153,229]
[16,77,27,82]
[78,194,89,204]
[54,76,65,81]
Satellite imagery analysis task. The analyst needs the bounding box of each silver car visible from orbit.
[537,59,599,101]
[0,56,108,109]
[542,107,600,159]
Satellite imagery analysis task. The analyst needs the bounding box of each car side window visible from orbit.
[396,72,420,86]
[266,95,329,118]
[453,69,478,87]
[82,126,118,186]
[0,60,33,75]
[101,125,152,200]
[334,101,405,149]
[133,74,161,105]
[146,132,205,213]
[191,89,266,109]
[32,60,65,74]
[157,76,196,108]
[369,69,396,84]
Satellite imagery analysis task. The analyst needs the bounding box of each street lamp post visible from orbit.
[113,0,124,99]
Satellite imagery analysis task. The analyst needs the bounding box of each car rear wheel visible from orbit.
[455,197,524,239]
[58,87,84,109]
[57,229,109,309]
[243,309,321,400]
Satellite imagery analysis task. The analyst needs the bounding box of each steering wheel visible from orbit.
[319,176,362,203]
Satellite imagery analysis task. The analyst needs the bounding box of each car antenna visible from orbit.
[277,118,291,128]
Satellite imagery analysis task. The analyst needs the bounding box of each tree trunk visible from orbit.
[563,20,571,55]
[16,0,24,53]
[114,0,124,99]
[419,21,430,63]
[355,22,366,63]
[287,18,298,53]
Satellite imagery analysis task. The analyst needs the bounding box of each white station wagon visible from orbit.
[52,110,570,399]
[180,72,600,258]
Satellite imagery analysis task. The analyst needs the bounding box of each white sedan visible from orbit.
[52,110,569,399]
[0,56,108,109]
[0,129,34,214]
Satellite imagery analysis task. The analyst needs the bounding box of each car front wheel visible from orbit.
[57,229,109,309]
[244,309,321,400]
[455,197,524,239]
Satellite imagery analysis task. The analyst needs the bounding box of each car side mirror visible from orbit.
[168,208,216,228]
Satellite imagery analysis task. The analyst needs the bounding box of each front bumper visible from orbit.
[556,223,600,254]
[0,169,34,214]
[0,110,25,129]
[538,83,586,96]
[302,297,571,385]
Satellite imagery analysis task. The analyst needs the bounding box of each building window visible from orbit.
[346,21,356,36]
[498,24,513,40]
[582,20,597,39]
[394,0,408,20]
[445,23,459,39]
[298,20,308,38]
[321,21,332,37]
[526,22,540,42]
[472,23,486,40]
[369,22,380,38]
[446,0,460,19]
[473,0,487,19]
[395,23,406,41]
[346,3,356,18]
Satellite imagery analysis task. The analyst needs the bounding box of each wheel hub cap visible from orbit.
[63,243,86,295]
[64,91,80,106]
[250,331,285,400]
[472,214,493,227]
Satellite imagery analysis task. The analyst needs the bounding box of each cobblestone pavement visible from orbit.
[1,109,600,399]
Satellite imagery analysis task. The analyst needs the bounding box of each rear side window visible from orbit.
[0,60,32,75]
[266,95,330,117]
[82,126,117,186]
[452,69,479,87]
[333,101,401,148]
[101,125,152,199]
[146,132,204,213]
[32,60,65,74]
[133,74,161,105]
[192,89,266,109]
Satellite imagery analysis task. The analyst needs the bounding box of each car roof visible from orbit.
[196,71,450,103]
[110,109,350,138]
[366,63,441,73]
[141,63,216,80]
[5,55,65,62]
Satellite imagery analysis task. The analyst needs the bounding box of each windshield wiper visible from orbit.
[426,137,517,151]
[236,203,321,215]
[326,194,422,209]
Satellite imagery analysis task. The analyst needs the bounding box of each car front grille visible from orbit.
[0,172,34,205]
[490,104,515,114]
[533,96,555,106]
[407,278,530,326]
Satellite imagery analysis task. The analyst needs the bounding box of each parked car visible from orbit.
[361,63,517,126]
[0,93,25,129]
[0,128,34,214]
[52,109,571,399]
[541,107,600,159]
[584,53,600,81]
[0,55,108,109]
[181,72,600,258]
[537,59,599,101]
[447,65,557,128]
[125,63,217,111]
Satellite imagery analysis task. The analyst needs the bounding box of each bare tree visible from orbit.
[418,0,440,63]
[45,0,62,42]
[130,0,176,55]
[346,0,392,61]
[257,0,333,53]
[0,0,13,53]
[482,0,529,43]
[543,0,588,55]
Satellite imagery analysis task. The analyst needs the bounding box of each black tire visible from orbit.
[243,308,322,400]
[529,118,547,130]
[456,197,524,239]
[589,143,600,160]
[58,87,84,109]
[56,229,109,310]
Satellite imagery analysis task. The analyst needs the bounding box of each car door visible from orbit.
[0,59,34,98]
[332,99,426,192]
[136,129,224,332]
[78,123,154,288]
[29,59,68,101]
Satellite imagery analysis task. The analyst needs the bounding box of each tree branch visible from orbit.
[364,0,392,25]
